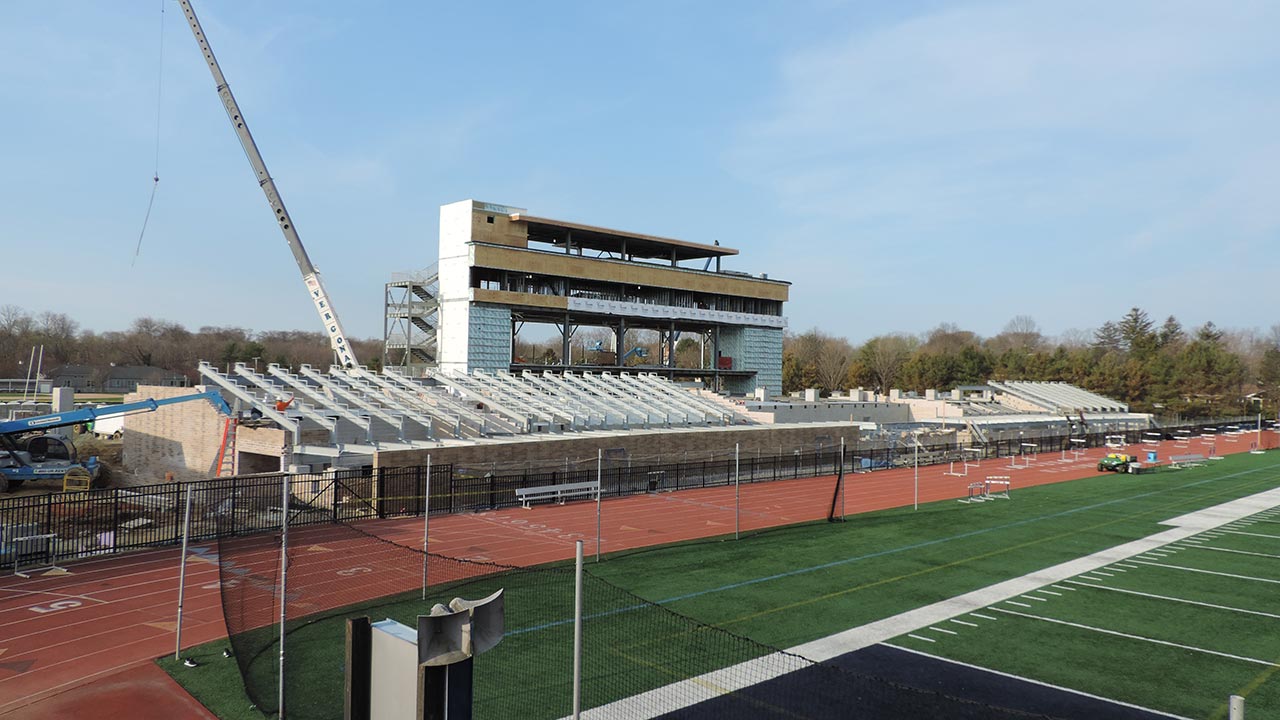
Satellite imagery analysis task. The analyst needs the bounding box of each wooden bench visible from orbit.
[515,481,600,509]
[1169,453,1206,469]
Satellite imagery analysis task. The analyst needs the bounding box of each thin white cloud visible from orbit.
[730,0,1280,337]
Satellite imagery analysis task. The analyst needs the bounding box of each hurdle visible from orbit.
[10,533,64,578]
[945,448,982,477]
[985,476,1011,500]
[959,481,989,503]
[1173,430,1192,448]
[1142,432,1161,449]
[958,476,1011,504]
[1104,435,1126,450]
[1069,438,1088,460]
[1007,443,1037,470]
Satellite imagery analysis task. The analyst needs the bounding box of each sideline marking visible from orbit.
[886,644,1192,720]
[992,607,1277,667]
[1065,580,1280,619]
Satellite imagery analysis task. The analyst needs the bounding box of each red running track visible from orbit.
[1,433,1274,717]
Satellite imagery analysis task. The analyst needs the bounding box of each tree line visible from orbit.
[4,304,1276,416]
[0,305,383,386]
[785,309,1280,417]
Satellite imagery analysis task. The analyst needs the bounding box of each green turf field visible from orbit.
[888,502,1280,719]
[161,451,1280,719]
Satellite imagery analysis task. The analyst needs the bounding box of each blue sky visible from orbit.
[2,1,1277,344]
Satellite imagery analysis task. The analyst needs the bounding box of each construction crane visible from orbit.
[177,1,358,368]
[0,391,232,492]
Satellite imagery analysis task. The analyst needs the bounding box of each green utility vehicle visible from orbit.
[1097,453,1139,473]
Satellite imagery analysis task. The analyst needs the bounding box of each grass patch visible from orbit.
[162,452,1280,718]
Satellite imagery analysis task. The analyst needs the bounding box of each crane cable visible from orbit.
[132,0,166,267]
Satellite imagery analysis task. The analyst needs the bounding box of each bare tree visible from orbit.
[860,334,917,394]
[988,315,1042,353]
[922,323,980,354]
[814,336,854,393]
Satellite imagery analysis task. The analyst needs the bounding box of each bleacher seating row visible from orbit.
[196,362,750,453]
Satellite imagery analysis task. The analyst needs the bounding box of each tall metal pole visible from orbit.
[734,443,740,540]
[595,449,602,563]
[573,538,586,717]
[174,484,193,660]
[839,437,846,519]
[278,474,289,718]
[572,540,584,720]
[21,346,35,402]
[913,438,919,511]
[422,455,431,600]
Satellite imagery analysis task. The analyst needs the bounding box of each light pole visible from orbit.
[911,427,921,507]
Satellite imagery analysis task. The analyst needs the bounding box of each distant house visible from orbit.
[48,365,188,394]
[48,365,98,392]
[102,366,188,393]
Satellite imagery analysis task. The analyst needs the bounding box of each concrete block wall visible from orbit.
[122,385,227,483]
[373,423,865,470]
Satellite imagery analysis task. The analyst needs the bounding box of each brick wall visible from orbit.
[121,385,228,483]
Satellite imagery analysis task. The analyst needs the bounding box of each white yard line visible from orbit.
[991,607,1277,667]
[1185,545,1280,561]
[1065,580,1280,619]
[886,645,1192,720]
[1223,529,1280,540]
[578,484,1280,720]
[1129,560,1280,585]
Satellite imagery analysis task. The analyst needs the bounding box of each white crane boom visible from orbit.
[178,1,358,368]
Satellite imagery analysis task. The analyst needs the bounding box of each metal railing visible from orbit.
[0,418,1267,566]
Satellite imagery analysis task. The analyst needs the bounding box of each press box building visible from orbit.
[431,200,789,396]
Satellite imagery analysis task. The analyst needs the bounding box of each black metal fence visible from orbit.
[0,417,1266,567]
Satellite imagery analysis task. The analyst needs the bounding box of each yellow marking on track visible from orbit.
[145,621,177,632]
[306,544,333,552]
[41,569,70,577]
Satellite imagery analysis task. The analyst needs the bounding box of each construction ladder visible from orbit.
[215,417,238,476]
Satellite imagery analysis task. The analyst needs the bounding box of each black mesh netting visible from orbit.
[201,474,1065,720]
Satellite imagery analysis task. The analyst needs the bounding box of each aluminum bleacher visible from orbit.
[987,380,1128,413]
[198,362,753,456]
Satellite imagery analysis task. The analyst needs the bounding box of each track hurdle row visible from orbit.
[945,448,984,477]
[959,476,1012,504]
[1007,443,1037,470]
